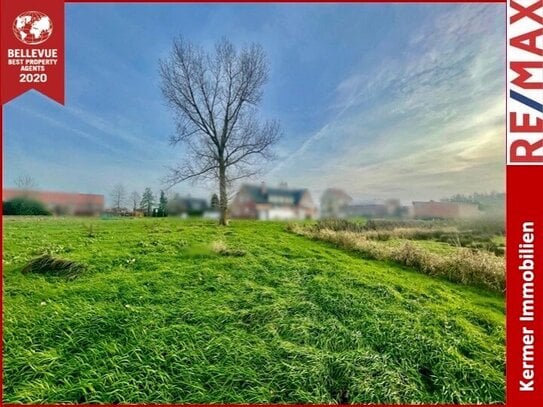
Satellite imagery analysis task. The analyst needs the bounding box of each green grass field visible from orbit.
[2,217,504,404]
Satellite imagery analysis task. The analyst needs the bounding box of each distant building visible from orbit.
[343,199,403,218]
[230,183,317,220]
[345,203,388,218]
[167,194,208,216]
[320,188,352,218]
[3,188,104,216]
[412,201,480,219]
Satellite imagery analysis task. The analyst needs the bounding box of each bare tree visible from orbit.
[14,174,37,190]
[160,37,280,225]
[110,183,127,213]
[129,191,141,212]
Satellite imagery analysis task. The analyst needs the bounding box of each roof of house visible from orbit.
[240,184,308,206]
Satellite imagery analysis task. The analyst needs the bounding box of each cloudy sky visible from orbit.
[3,3,505,205]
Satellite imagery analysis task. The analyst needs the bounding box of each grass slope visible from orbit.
[2,217,504,404]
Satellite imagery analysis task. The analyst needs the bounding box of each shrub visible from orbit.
[3,197,51,216]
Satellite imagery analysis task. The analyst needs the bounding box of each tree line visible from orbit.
[110,183,220,217]
[441,192,505,212]
[109,184,168,217]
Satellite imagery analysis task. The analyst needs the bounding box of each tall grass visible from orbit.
[21,254,86,279]
[288,224,504,293]
[313,218,505,256]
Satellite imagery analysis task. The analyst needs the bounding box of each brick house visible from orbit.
[412,200,480,219]
[3,188,105,216]
[230,183,316,220]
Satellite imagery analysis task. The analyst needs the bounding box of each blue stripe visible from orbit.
[510,90,543,113]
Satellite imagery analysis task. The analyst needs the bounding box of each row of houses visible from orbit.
[319,188,481,220]
[319,188,480,219]
[2,186,482,220]
[229,185,481,220]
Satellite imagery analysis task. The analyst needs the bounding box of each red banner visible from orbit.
[1,0,64,104]
[506,165,543,406]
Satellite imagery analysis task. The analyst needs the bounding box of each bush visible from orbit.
[3,197,51,216]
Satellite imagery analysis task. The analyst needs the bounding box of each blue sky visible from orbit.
[3,3,505,205]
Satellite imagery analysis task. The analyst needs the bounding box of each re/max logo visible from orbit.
[507,0,543,164]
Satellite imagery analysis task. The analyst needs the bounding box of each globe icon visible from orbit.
[12,11,53,45]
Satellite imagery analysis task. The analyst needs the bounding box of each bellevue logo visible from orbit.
[12,11,53,46]
[1,0,65,105]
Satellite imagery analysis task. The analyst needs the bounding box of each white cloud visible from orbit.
[268,5,505,203]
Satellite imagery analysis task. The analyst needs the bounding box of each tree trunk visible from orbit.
[219,162,228,226]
